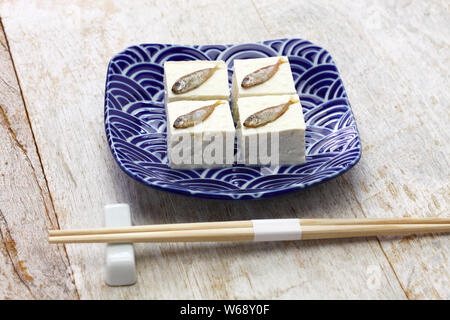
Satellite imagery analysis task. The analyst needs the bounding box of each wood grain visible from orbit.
[0,0,448,299]
[0,20,78,299]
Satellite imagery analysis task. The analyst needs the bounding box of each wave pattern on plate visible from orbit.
[105,38,361,199]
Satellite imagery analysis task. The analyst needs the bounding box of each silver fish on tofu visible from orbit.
[173,101,224,129]
[241,57,287,88]
[243,97,299,128]
[171,65,219,94]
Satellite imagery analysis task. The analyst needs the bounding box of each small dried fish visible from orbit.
[243,97,299,128]
[173,101,224,129]
[172,65,219,94]
[241,57,287,88]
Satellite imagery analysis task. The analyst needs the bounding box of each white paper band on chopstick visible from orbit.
[252,219,302,242]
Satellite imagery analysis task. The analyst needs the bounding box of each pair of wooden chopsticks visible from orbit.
[48,217,450,244]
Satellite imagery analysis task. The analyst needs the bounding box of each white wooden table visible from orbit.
[0,0,448,299]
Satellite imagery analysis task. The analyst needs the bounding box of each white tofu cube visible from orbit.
[164,60,230,102]
[236,94,306,166]
[166,100,235,169]
[232,57,297,117]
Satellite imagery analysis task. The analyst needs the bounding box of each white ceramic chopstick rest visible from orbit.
[252,219,302,241]
[104,204,136,286]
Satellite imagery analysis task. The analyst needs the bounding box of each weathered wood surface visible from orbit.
[0,0,448,299]
[0,22,78,299]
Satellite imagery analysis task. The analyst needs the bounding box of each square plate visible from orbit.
[104,38,361,200]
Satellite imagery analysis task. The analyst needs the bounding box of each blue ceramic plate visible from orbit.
[104,38,361,200]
